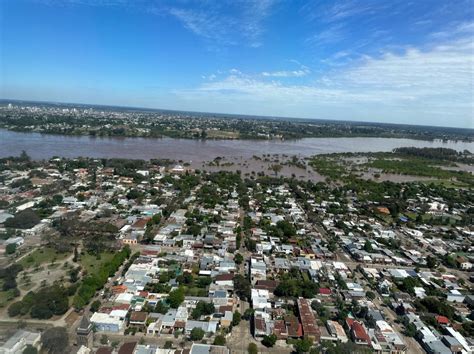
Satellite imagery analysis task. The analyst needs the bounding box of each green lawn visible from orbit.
[0,288,17,308]
[80,252,115,276]
[19,247,70,269]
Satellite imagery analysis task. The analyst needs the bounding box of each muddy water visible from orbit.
[1,129,473,162]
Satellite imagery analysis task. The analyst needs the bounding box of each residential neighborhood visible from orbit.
[0,150,473,354]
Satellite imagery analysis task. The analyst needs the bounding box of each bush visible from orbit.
[262,334,277,347]
[190,327,205,341]
[213,335,226,346]
[6,243,17,254]
[248,343,258,354]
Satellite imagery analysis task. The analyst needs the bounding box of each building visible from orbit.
[189,343,229,354]
[76,315,93,348]
[90,312,125,332]
[297,297,321,342]
[0,330,41,354]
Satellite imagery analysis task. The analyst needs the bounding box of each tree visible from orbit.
[270,164,283,176]
[426,256,438,269]
[243,308,255,321]
[234,275,251,301]
[248,343,258,354]
[4,209,41,229]
[155,301,169,314]
[190,327,205,341]
[213,335,226,345]
[6,243,17,255]
[232,311,241,326]
[294,338,313,353]
[366,291,376,300]
[90,300,101,312]
[168,287,184,309]
[100,334,108,345]
[191,301,215,319]
[363,240,373,253]
[261,334,277,347]
[22,345,38,354]
[41,327,69,354]
[234,253,244,264]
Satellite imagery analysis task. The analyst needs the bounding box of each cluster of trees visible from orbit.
[393,147,473,163]
[73,246,131,309]
[4,209,41,229]
[0,264,22,293]
[8,285,70,319]
[191,301,215,319]
[167,287,185,308]
[274,268,319,298]
[233,274,251,301]
[414,296,456,320]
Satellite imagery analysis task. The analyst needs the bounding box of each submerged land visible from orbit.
[0,144,473,354]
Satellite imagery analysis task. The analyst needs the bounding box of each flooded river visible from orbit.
[1,129,473,162]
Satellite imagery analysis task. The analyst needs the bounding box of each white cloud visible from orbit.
[261,68,310,77]
[175,36,474,127]
[167,0,277,47]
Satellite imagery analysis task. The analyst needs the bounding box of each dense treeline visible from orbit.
[394,147,473,163]
[73,246,131,309]
[8,285,70,319]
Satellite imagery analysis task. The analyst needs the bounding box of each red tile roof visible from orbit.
[297,298,320,340]
[435,315,450,325]
[319,288,332,295]
[351,321,370,344]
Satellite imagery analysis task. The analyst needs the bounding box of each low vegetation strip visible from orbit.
[73,246,131,309]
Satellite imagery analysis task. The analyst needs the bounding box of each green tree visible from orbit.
[294,339,313,353]
[22,345,38,354]
[190,327,205,341]
[248,343,258,354]
[214,335,226,345]
[6,243,17,254]
[234,253,244,264]
[4,209,41,229]
[363,240,373,253]
[90,300,101,312]
[234,274,251,301]
[232,311,241,326]
[41,327,69,354]
[366,291,376,300]
[168,287,185,308]
[261,334,277,347]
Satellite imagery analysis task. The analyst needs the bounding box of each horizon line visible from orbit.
[1,97,472,132]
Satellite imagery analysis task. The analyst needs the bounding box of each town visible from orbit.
[1,101,473,142]
[0,147,473,354]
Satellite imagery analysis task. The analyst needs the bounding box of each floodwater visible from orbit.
[1,128,473,162]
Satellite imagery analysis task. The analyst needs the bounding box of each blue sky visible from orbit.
[1,0,473,128]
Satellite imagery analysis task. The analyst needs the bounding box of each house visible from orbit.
[184,321,218,334]
[214,274,234,287]
[129,311,148,328]
[347,319,371,346]
[297,298,320,342]
[90,312,125,332]
[189,343,229,354]
[220,311,233,328]
[435,315,450,326]
[326,320,348,343]
[117,342,137,354]
[0,330,41,354]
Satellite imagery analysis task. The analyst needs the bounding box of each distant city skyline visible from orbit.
[1,0,473,128]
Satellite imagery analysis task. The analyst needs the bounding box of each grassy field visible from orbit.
[206,130,240,139]
[19,247,70,269]
[0,286,17,308]
[80,252,115,276]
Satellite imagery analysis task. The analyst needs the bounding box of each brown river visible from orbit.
[1,129,473,162]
